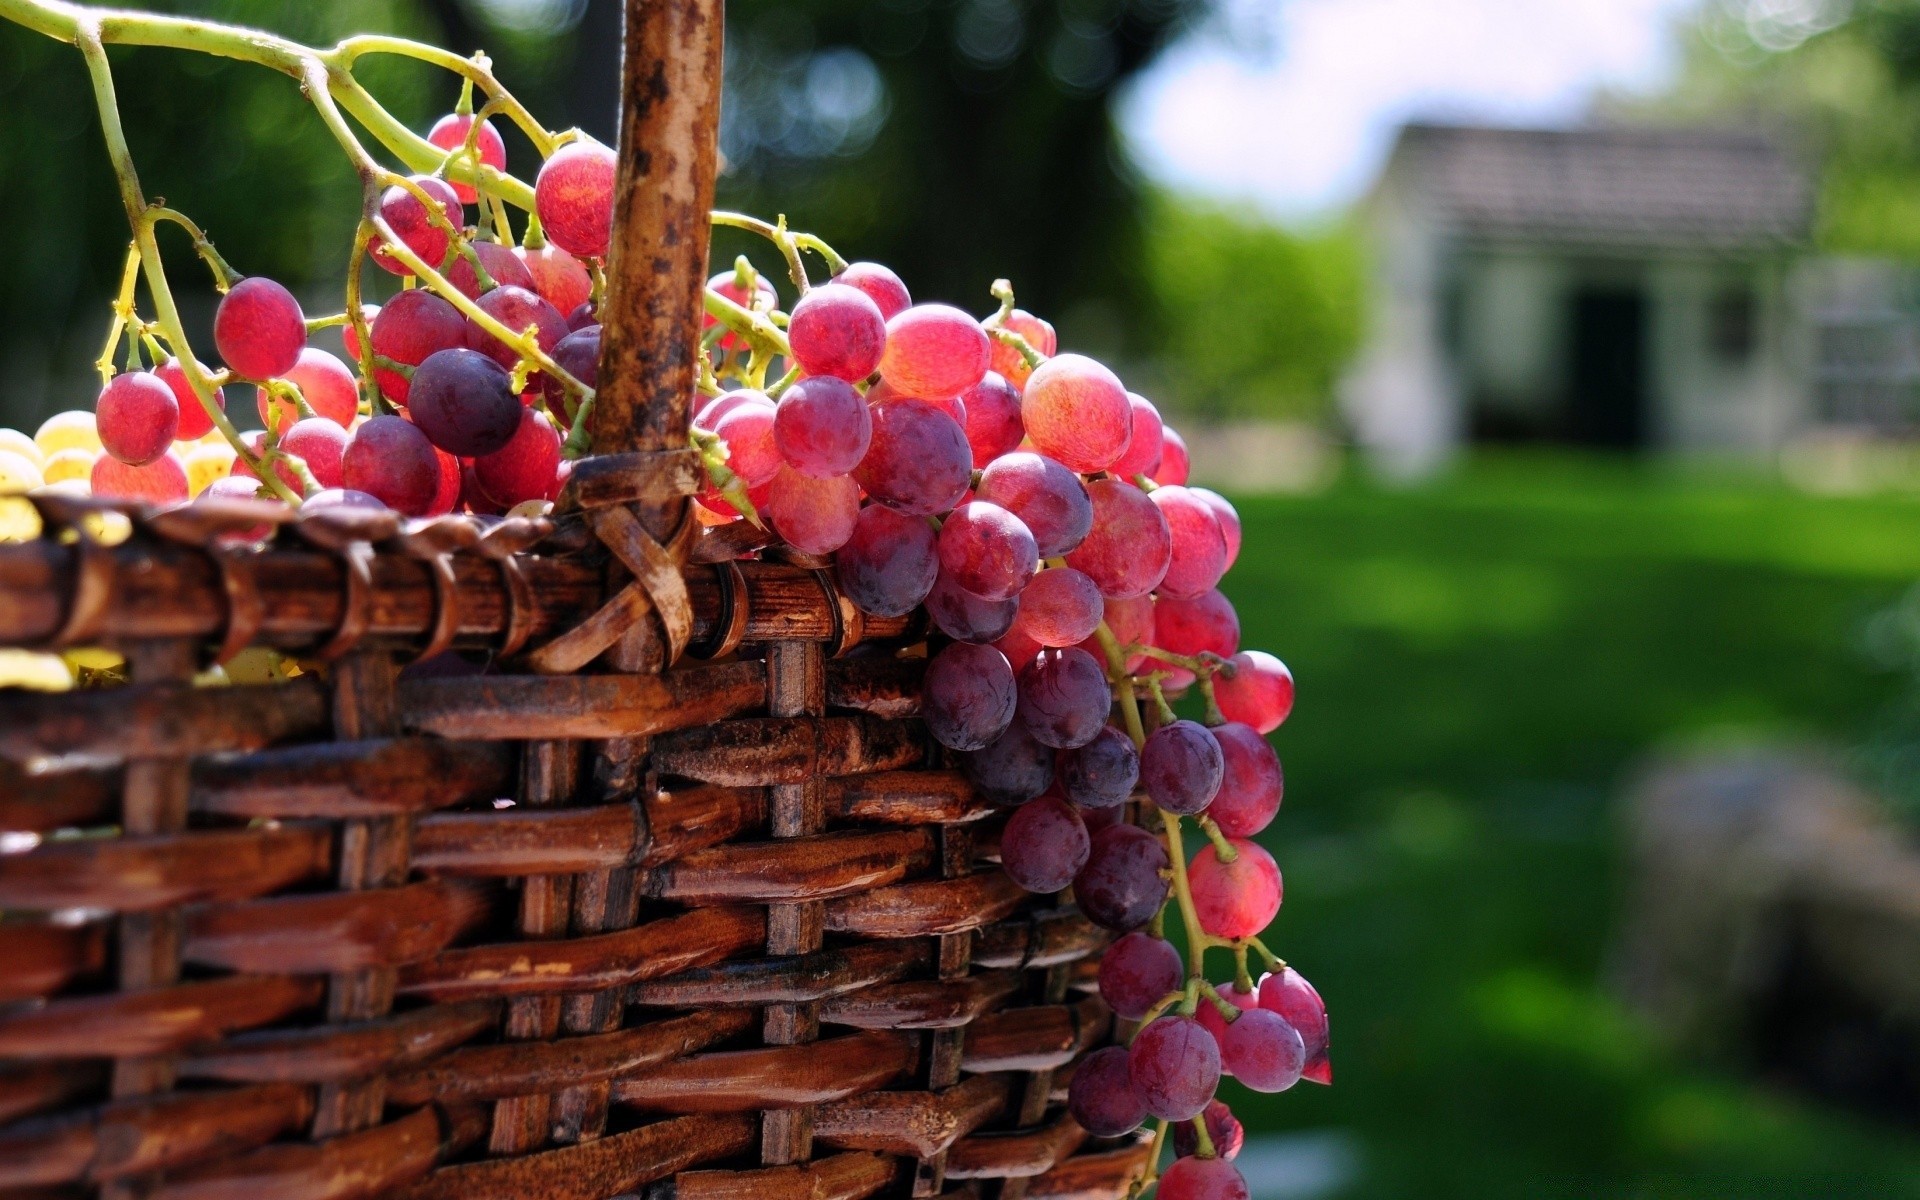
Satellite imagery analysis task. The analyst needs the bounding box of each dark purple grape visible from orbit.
[1140,719,1224,815]
[923,642,1017,752]
[1067,1045,1147,1137]
[1074,822,1170,931]
[1016,646,1111,750]
[1061,726,1138,809]
[1172,1100,1244,1161]
[1000,794,1089,893]
[542,324,600,413]
[975,451,1093,558]
[1129,1014,1220,1121]
[837,505,939,618]
[852,398,972,516]
[963,720,1054,806]
[407,347,521,457]
[926,572,1018,643]
[1098,931,1183,1019]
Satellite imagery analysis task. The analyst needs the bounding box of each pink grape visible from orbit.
[705,270,777,352]
[534,138,617,257]
[373,175,464,275]
[475,407,562,507]
[835,261,911,320]
[214,277,305,380]
[960,371,1024,467]
[774,376,870,477]
[694,388,770,434]
[370,288,466,404]
[1129,1015,1220,1120]
[1195,982,1259,1065]
[879,303,991,399]
[154,358,224,441]
[763,467,860,554]
[1191,487,1241,569]
[1259,966,1331,1085]
[1074,822,1169,931]
[1068,1046,1147,1137]
[1155,427,1191,486]
[1172,1100,1244,1161]
[259,347,358,432]
[851,398,972,516]
[447,240,536,299]
[408,348,521,457]
[1064,479,1170,600]
[1098,931,1182,1019]
[427,111,507,203]
[963,719,1054,805]
[975,451,1092,557]
[1157,1155,1249,1200]
[837,505,939,617]
[1140,719,1223,815]
[1189,838,1282,939]
[464,285,567,370]
[1210,723,1282,838]
[788,282,886,381]
[92,450,187,505]
[279,417,348,490]
[1020,353,1130,472]
[1154,589,1240,690]
[926,572,1018,643]
[1016,646,1109,749]
[97,371,178,465]
[989,308,1056,388]
[1108,392,1165,482]
[1011,567,1102,648]
[343,415,438,515]
[1152,485,1229,598]
[304,487,387,514]
[343,305,375,363]
[1000,793,1090,893]
[1221,1007,1306,1093]
[712,399,781,487]
[923,641,1018,752]
[937,501,1037,602]
[1081,591,1153,674]
[1061,725,1138,809]
[1216,651,1294,733]
[515,243,593,315]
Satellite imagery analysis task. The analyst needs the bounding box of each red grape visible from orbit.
[1156,1154,1249,1200]
[342,415,438,515]
[837,505,939,618]
[534,138,617,258]
[1215,650,1294,733]
[774,376,871,477]
[989,308,1055,388]
[153,357,224,441]
[1067,1046,1147,1137]
[1017,646,1110,749]
[994,623,1043,677]
[460,460,505,515]
[924,641,1018,752]
[1195,982,1258,1063]
[926,572,1018,643]
[230,431,298,493]
[1098,931,1182,1019]
[835,261,911,320]
[960,371,1024,467]
[788,282,886,381]
[1062,725,1139,809]
[1189,838,1281,939]
[1154,589,1240,690]
[447,239,536,299]
[1021,353,1130,472]
[1011,566,1103,648]
[475,407,562,507]
[279,417,348,490]
[427,111,507,203]
[975,451,1092,558]
[373,175,464,275]
[1155,426,1191,486]
[259,347,358,432]
[705,269,777,352]
[408,347,522,457]
[370,288,466,404]
[1221,1007,1305,1092]
[1151,486,1229,598]
[712,398,781,487]
[515,243,593,316]
[1109,392,1166,482]
[464,284,567,371]
[214,277,305,380]
[693,388,769,433]
[96,371,178,465]
[1258,966,1331,1085]
[879,304,991,399]
[92,450,187,505]
[937,501,1037,602]
[1210,723,1281,838]
[427,446,461,516]
[1063,479,1170,600]
[763,467,860,554]
[1074,822,1169,931]
[963,719,1055,805]
[1001,793,1090,893]
[851,398,972,516]
[1129,1014,1220,1120]
[1081,591,1153,674]
[1172,1100,1244,1161]
[1191,487,1241,570]
[1140,719,1223,815]
[343,305,375,363]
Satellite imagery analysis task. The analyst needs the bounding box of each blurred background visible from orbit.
[13,0,1920,1195]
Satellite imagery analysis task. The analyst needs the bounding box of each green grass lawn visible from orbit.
[1213,453,1920,1199]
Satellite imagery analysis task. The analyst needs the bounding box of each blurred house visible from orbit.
[1345,123,1814,474]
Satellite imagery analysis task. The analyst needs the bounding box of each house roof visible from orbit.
[1382,122,1812,252]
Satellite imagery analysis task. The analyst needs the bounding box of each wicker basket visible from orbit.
[0,3,1144,1198]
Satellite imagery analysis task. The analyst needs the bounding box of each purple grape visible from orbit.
[961,371,1024,468]
[975,451,1093,558]
[926,573,1019,643]
[1129,1014,1220,1120]
[1140,719,1224,815]
[1221,1007,1306,1093]
[1000,794,1090,893]
[1061,725,1139,809]
[963,720,1054,806]
[1067,1045,1147,1137]
[1098,931,1183,1020]
[836,505,939,618]
[923,641,1018,752]
[407,348,522,457]
[937,501,1037,602]
[852,398,973,516]
[1074,823,1170,931]
[1016,646,1111,750]
[774,375,871,477]
[787,281,886,382]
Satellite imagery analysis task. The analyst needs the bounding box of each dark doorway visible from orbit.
[1567,286,1649,448]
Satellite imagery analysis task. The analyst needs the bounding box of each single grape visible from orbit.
[960,371,1024,467]
[1152,485,1229,599]
[35,410,101,459]
[96,371,178,466]
[447,240,536,299]
[1221,1007,1306,1093]
[1258,966,1331,1085]
[541,324,600,417]
[427,446,462,517]
[1011,567,1103,649]
[692,388,769,434]
[989,308,1056,389]
[975,451,1092,558]
[1172,1100,1244,1161]
[937,501,1037,602]
[1189,838,1282,940]
[712,399,781,487]
[372,175,464,275]
[1155,427,1191,486]
[964,719,1055,805]
[1067,1045,1147,1137]
[41,448,94,487]
[926,572,1019,643]
[1129,1015,1220,1121]
[774,376,871,478]
[475,407,563,507]
[1156,1154,1250,1200]
[0,448,42,496]
[1154,589,1241,690]
[1109,392,1166,482]
[923,641,1018,752]
[534,138,617,258]
[835,261,911,320]
[259,347,358,432]
[279,417,349,490]
[153,358,224,441]
[91,450,187,505]
[705,269,777,352]
[1061,725,1138,809]
[1000,793,1090,893]
[342,415,438,515]
[1215,651,1294,734]
[407,348,522,457]
[568,301,597,330]
[1074,822,1170,931]
[1097,931,1182,1019]
[1017,646,1110,750]
[427,111,508,203]
[836,505,939,618]
[214,277,305,381]
[1191,487,1242,570]
[1139,719,1223,815]
[763,467,861,554]
[1210,723,1282,838]
[1194,979,1256,1054]
[1020,353,1130,472]
[788,282,887,382]
[464,285,568,371]
[514,243,593,316]
[852,398,972,517]
[370,289,466,405]
[1063,479,1170,600]
[879,304,991,399]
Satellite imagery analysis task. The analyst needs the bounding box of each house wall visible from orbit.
[1646,258,1803,451]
